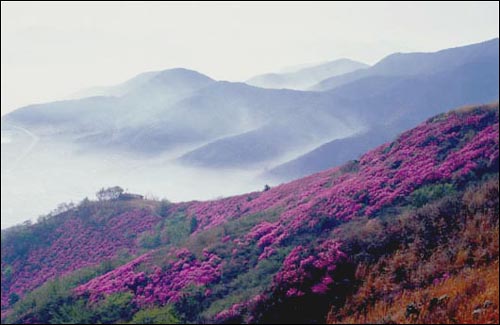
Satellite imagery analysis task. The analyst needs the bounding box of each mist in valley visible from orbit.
[0,125,285,229]
[1,126,278,228]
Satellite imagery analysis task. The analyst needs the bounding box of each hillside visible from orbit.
[1,103,499,324]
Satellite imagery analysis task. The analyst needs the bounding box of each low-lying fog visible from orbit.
[0,127,276,229]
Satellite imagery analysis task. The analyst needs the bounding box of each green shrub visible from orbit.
[164,213,191,245]
[157,199,172,217]
[95,292,135,323]
[130,305,180,324]
[138,231,161,249]
[4,257,133,324]
[410,183,456,208]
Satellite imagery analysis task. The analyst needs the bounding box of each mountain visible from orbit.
[3,68,216,138]
[176,93,359,167]
[246,59,368,90]
[3,78,363,162]
[267,40,499,181]
[119,82,360,156]
[2,103,498,324]
[2,39,497,171]
[312,38,499,91]
[179,39,499,170]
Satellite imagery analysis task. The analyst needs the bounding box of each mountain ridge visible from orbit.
[246,58,368,90]
[312,37,499,91]
[268,51,499,181]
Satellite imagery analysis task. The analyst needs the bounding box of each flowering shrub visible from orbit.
[1,208,161,308]
[75,248,222,306]
[2,104,498,322]
[213,294,265,324]
[74,253,151,300]
[178,106,499,258]
[274,240,347,297]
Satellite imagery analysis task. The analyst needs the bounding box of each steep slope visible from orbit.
[2,103,498,323]
[312,38,499,91]
[247,59,368,90]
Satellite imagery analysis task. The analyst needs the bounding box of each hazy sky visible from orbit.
[1,1,499,115]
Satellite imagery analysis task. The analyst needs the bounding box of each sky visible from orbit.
[1,1,499,116]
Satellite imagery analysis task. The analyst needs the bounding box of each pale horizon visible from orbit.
[1,1,499,116]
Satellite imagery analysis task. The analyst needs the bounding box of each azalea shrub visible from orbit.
[1,202,161,310]
[2,103,499,324]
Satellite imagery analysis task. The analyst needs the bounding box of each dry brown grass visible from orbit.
[454,101,499,114]
[328,261,499,324]
[327,176,499,324]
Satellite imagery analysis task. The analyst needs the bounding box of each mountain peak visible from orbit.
[154,67,214,81]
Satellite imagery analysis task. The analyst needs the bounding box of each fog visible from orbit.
[0,69,365,229]
[0,126,275,229]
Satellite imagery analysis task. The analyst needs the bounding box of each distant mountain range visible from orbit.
[2,38,499,181]
[246,58,368,90]
[311,37,499,91]
[268,39,499,179]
